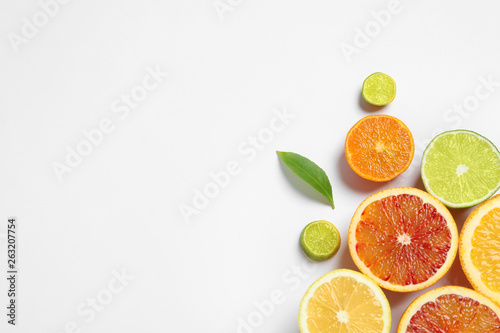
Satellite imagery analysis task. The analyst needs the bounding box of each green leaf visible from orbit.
[277,151,334,208]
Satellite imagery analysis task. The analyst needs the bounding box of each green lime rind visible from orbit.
[362,72,397,106]
[300,220,341,262]
[421,130,500,208]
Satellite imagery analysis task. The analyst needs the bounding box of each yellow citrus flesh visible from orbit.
[299,269,391,333]
[349,187,458,292]
[397,286,500,333]
[460,194,500,306]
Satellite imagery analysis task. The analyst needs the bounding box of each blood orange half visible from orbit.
[348,187,458,292]
[397,286,500,332]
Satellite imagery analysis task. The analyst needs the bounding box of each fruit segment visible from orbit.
[460,194,500,306]
[406,294,500,332]
[300,220,341,262]
[471,208,500,292]
[362,72,397,106]
[421,130,500,208]
[398,287,500,332]
[306,276,385,332]
[356,194,452,286]
[345,115,414,182]
[349,188,457,292]
[299,269,391,333]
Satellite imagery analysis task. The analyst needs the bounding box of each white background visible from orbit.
[1,0,500,332]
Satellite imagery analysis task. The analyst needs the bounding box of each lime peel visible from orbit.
[421,130,500,208]
[300,220,341,262]
[362,72,397,106]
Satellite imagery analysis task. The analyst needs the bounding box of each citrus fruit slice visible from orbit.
[421,130,500,208]
[300,220,341,261]
[362,72,397,106]
[460,194,500,306]
[345,115,414,182]
[397,286,500,332]
[299,269,391,333]
[348,187,458,292]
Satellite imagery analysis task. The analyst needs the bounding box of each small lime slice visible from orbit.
[300,220,341,261]
[362,72,397,106]
[421,130,500,208]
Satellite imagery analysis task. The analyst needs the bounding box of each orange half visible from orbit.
[460,194,500,306]
[345,115,414,182]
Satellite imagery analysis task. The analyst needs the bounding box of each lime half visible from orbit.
[421,130,500,208]
[300,220,341,261]
[362,72,397,106]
